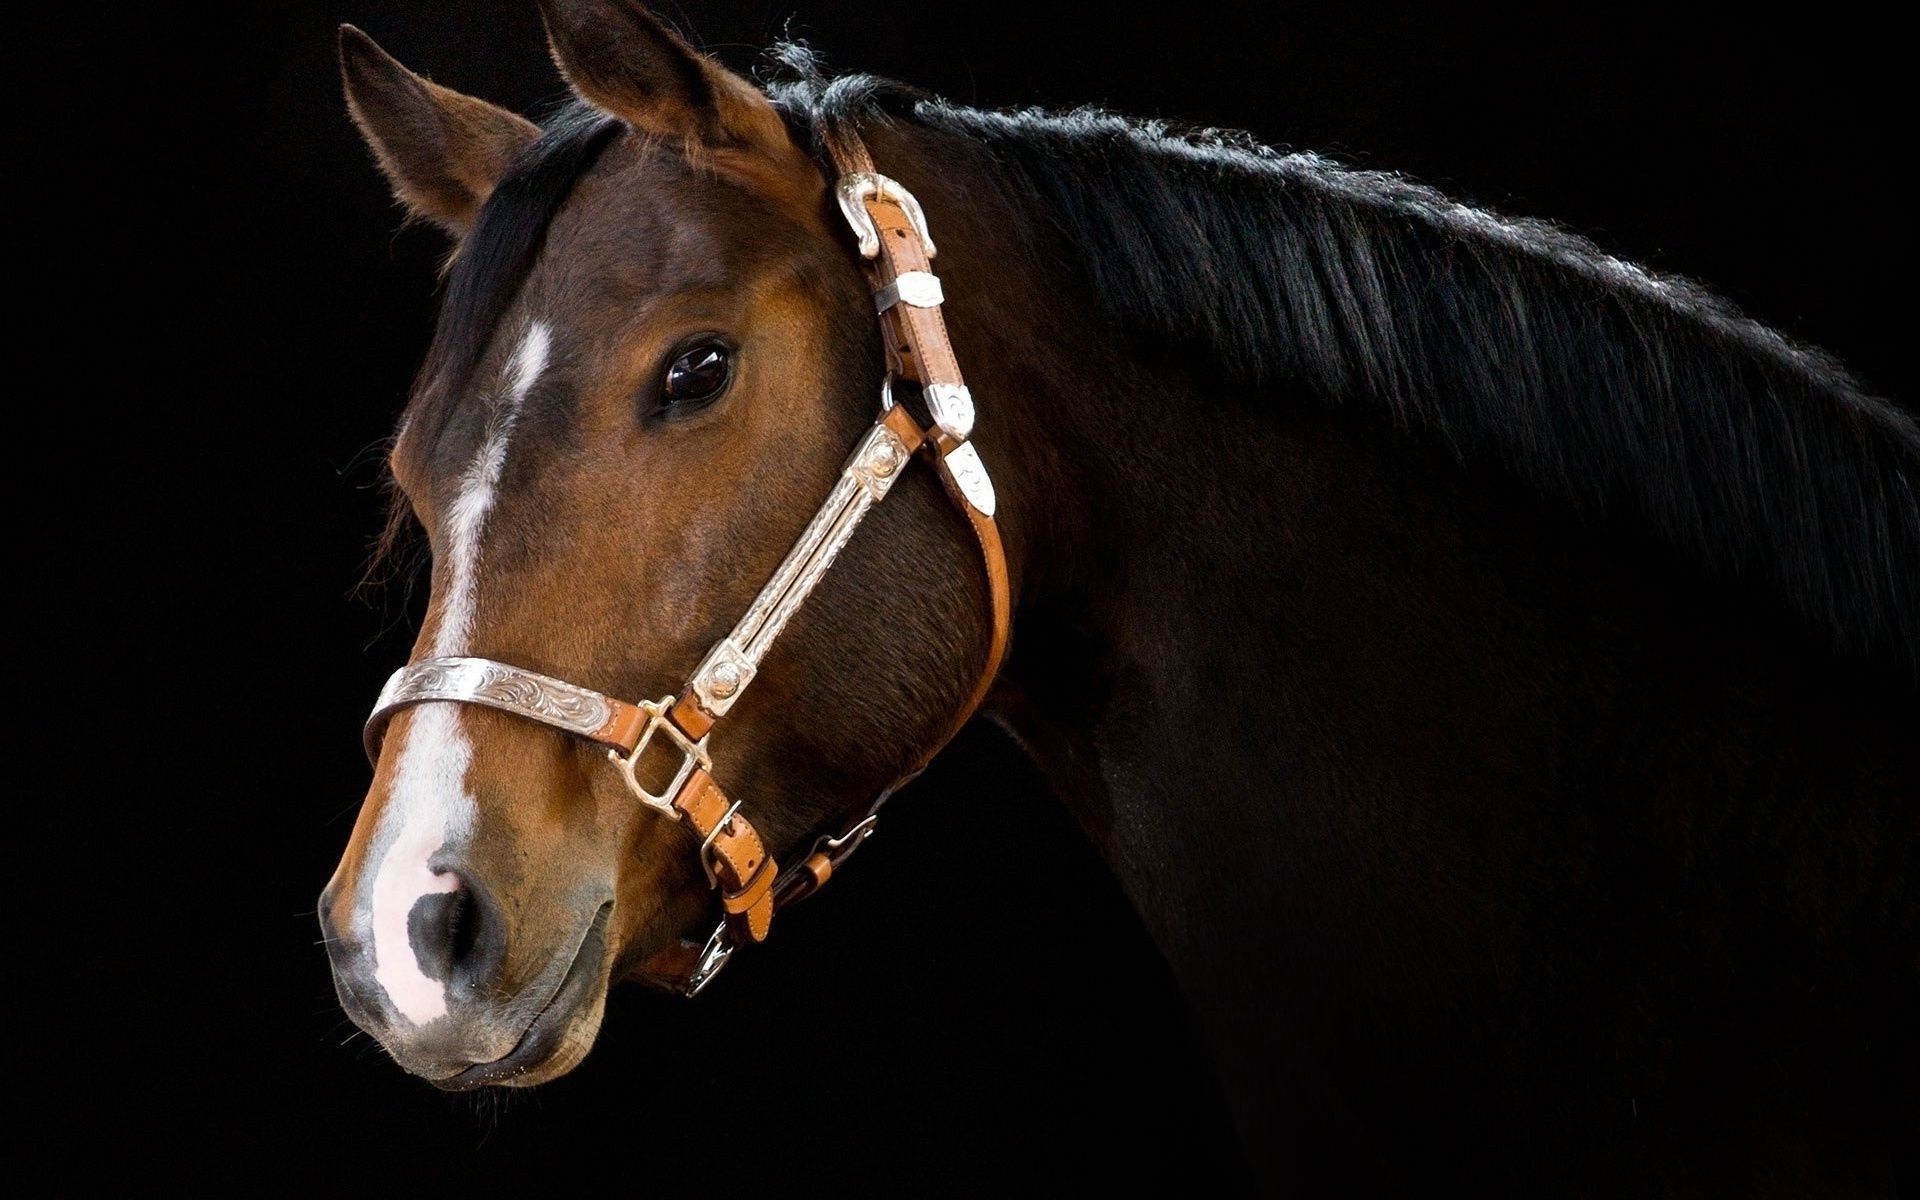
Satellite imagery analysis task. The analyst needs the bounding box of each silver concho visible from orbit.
[689,638,758,718]
[364,656,613,761]
[874,270,944,312]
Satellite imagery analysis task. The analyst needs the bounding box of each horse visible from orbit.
[319,2,1919,1191]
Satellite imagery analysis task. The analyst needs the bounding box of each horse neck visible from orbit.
[892,123,1919,1000]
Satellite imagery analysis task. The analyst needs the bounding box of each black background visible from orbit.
[20,1,1907,1190]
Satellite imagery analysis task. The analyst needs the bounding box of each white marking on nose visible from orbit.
[371,704,467,1024]
[365,321,551,1026]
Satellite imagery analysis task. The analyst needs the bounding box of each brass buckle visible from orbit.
[607,697,710,819]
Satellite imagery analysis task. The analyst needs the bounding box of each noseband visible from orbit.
[363,124,1012,996]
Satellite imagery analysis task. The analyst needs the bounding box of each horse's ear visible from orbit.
[339,25,541,236]
[535,0,793,156]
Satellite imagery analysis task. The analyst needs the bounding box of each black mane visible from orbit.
[402,55,1917,678]
[768,48,1919,678]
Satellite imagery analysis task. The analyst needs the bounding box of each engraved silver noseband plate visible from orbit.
[365,656,613,760]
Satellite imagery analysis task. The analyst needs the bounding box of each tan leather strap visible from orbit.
[671,766,775,943]
[930,475,1011,761]
[873,403,1012,772]
[820,117,877,177]
[841,131,1013,749]
[667,694,715,740]
[868,205,965,406]
[756,126,1015,920]
[852,176,1011,742]
[592,696,653,752]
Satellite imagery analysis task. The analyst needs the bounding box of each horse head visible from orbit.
[319,0,1005,1088]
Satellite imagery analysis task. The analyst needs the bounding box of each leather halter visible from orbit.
[363,125,1012,996]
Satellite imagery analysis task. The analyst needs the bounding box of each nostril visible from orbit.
[446,888,480,965]
[408,876,503,991]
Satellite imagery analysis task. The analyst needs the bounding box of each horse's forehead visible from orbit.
[527,141,796,310]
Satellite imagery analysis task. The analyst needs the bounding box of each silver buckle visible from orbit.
[836,172,937,260]
[697,799,744,888]
[680,921,734,998]
[607,697,711,819]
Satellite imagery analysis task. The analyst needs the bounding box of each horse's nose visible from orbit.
[318,866,508,1029]
[406,873,506,991]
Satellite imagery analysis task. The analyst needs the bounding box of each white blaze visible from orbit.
[367,322,551,1026]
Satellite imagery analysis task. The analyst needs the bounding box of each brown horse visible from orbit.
[321,2,1918,1191]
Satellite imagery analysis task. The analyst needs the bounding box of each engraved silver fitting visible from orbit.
[923,382,976,443]
[685,421,908,720]
[943,441,997,517]
[836,172,937,260]
[849,425,909,496]
[365,656,614,763]
[708,661,744,699]
[860,428,906,480]
[690,638,757,718]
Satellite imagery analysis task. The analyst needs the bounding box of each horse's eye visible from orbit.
[663,341,733,408]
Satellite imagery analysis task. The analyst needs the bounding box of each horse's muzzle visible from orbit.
[318,873,613,1086]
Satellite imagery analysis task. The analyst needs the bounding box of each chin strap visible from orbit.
[366,122,1010,996]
